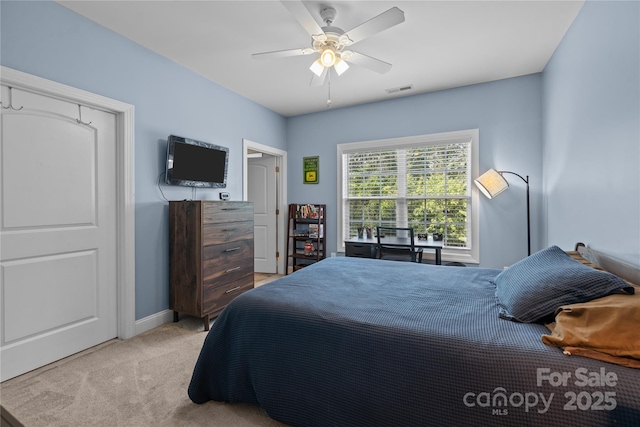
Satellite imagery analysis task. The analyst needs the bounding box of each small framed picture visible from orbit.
[303,156,319,184]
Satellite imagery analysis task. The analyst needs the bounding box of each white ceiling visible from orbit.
[58,0,584,117]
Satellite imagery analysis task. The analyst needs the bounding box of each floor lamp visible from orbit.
[474,169,531,256]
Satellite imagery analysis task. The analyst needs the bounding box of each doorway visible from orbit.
[243,139,287,275]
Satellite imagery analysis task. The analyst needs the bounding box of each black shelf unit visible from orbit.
[286,203,326,274]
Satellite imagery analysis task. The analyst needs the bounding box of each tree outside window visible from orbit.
[343,141,471,248]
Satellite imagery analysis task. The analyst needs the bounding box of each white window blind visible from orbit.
[338,129,479,262]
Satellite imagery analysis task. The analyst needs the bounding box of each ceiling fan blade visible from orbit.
[347,51,393,74]
[343,7,405,45]
[310,67,328,87]
[281,0,325,38]
[252,48,312,60]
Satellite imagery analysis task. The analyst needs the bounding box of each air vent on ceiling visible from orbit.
[385,84,414,94]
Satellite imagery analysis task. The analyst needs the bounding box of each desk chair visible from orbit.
[376,227,423,263]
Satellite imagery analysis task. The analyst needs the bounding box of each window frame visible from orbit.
[337,129,480,264]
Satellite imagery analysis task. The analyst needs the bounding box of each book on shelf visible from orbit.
[293,228,308,236]
[296,204,321,219]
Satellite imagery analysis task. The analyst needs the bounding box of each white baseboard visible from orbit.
[133,309,174,336]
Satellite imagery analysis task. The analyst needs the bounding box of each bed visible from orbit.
[188,245,640,426]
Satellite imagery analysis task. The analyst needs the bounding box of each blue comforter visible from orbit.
[188,257,640,426]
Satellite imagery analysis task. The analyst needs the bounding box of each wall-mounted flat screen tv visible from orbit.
[165,135,228,188]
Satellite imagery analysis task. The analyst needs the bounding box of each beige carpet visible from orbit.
[254,273,284,287]
[0,317,288,427]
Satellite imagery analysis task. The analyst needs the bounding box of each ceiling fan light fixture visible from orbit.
[338,34,353,46]
[320,48,336,67]
[309,58,325,77]
[334,56,349,76]
[312,34,327,42]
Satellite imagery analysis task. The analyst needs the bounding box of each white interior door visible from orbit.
[248,154,277,273]
[1,86,118,381]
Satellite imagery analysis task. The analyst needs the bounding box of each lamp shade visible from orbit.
[475,168,509,199]
[309,58,324,77]
[334,56,349,76]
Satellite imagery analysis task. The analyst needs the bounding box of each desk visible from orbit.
[345,237,443,265]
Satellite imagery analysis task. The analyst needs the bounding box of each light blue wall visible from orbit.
[542,0,640,265]
[1,1,287,320]
[4,0,636,322]
[287,75,543,268]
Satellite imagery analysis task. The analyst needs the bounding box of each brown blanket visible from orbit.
[543,283,640,368]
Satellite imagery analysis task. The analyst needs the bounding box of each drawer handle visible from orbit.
[225,266,241,273]
[225,247,241,252]
[221,208,240,211]
[225,286,241,294]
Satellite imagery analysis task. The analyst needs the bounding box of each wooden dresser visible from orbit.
[169,200,254,330]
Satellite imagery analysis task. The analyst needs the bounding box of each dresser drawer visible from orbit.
[203,239,253,262]
[203,221,253,245]
[203,202,253,224]
[345,242,376,258]
[203,275,253,315]
[203,239,253,283]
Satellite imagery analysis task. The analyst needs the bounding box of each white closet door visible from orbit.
[248,154,278,273]
[1,86,118,381]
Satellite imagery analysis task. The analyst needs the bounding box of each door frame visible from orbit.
[242,139,287,275]
[1,66,136,339]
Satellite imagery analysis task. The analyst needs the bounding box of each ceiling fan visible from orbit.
[252,1,405,86]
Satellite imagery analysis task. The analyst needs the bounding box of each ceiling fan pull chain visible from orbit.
[327,70,332,108]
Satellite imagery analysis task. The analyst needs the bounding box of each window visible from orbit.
[337,129,479,263]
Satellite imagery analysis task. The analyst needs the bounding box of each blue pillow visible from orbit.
[494,245,634,323]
